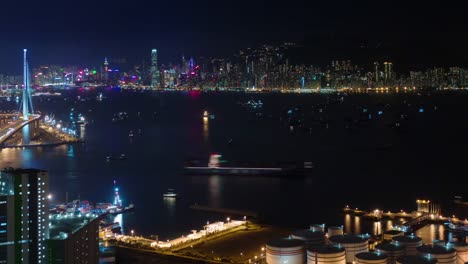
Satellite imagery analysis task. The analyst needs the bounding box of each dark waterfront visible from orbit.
[0,90,467,240]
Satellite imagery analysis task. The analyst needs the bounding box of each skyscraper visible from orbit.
[0,168,50,264]
[374,62,380,83]
[151,49,160,88]
[384,61,393,82]
[103,58,109,81]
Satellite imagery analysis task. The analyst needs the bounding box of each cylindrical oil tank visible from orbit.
[375,242,405,264]
[328,226,344,237]
[266,238,305,264]
[383,230,404,241]
[447,242,468,264]
[329,235,368,263]
[307,245,346,264]
[311,224,326,233]
[396,255,438,264]
[417,245,456,264]
[291,229,325,246]
[355,252,388,264]
[433,240,445,247]
[392,235,423,255]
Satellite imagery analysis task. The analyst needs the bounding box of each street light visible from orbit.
[227,217,230,223]
[131,230,134,237]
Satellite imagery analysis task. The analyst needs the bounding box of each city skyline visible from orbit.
[0,0,467,73]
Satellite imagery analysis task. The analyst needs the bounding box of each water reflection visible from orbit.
[373,221,382,235]
[203,117,209,142]
[344,214,351,234]
[208,175,221,207]
[416,224,446,244]
[80,124,86,140]
[163,197,176,218]
[67,145,75,158]
[354,216,361,234]
[386,220,393,231]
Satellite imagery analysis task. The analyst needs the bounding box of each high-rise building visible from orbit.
[0,168,50,264]
[151,49,160,88]
[384,61,393,82]
[47,215,99,264]
[103,58,109,81]
[374,62,379,83]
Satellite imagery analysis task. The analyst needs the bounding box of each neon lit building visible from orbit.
[151,49,160,88]
[0,168,50,264]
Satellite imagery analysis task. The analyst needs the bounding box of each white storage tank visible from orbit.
[328,226,344,237]
[375,242,405,264]
[307,245,346,264]
[416,244,456,264]
[355,252,388,264]
[392,235,423,255]
[447,242,468,264]
[311,224,326,232]
[383,230,404,241]
[291,229,325,246]
[329,234,369,263]
[266,238,305,264]
[396,255,438,264]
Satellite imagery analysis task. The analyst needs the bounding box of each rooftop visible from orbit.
[267,238,304,248]
[375,242,405,251]
[307,244,345,254]
[356,252,388,260]
[49,213,98,240]
[396,255,438,264]
[416,244,456,254]
[329,234,368,244]
[392,235,422,243]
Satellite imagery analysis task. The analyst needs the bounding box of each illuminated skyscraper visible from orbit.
[0,168,50,264]
[151,49,160,88]
[384,61,393,82]
[103,57,109,81]
[374,62,380,83]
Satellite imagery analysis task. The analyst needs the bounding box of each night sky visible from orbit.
[0,0,466,73]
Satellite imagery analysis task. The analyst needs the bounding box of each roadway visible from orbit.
[0,114,41,145]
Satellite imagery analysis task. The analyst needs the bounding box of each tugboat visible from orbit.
[163,189,177,198]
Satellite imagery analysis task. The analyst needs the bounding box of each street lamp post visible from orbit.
[131,230,134,237]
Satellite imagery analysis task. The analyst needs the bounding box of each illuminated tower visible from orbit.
[374,62,379,83]
[104,58,109,81]
[113,180,121,207]
[151,49,160,88]
[384,62,393,81]
[23,49,29,120]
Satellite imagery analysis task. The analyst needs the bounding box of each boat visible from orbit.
[106,154,126,161]
[163,189,177,198]
[184,154,313,176]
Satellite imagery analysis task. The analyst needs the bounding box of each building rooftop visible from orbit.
[329,234,368,244]
[356,252,388,260]
[384,230,404,235]
[417,244,456,254]
[375,242,405,251]
[392,235,422,243]
[267,238,304,248]
[49,214,98,240]
[396,255,438,264]
[291,229,325,239]
[307,244,345,254]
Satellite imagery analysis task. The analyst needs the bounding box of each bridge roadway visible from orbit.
[0,114,41,145]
